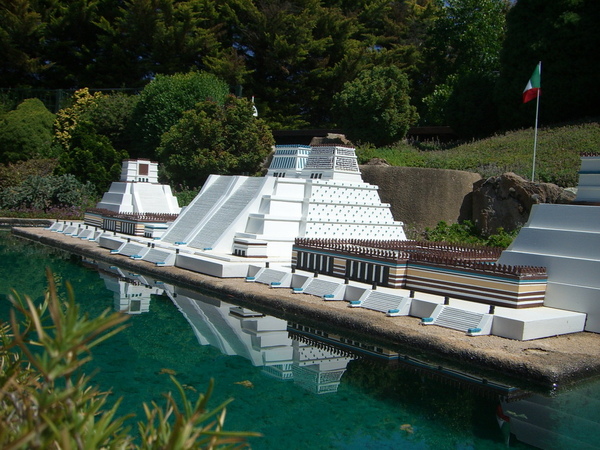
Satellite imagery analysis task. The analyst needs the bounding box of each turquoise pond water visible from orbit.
[2,230,600,449]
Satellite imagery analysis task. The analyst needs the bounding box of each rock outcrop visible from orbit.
[359,165,481,231]
[471,172,575,236]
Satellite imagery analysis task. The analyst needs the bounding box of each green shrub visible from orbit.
[423,220,517,248]
[0,270,259,448]
[129,72,230,159]
[56,123,127,194]
[157,95,274,187]
[332,66,419,147]
[0,98,55,164]
[0,158,59,190]
[84,92,138,152]
[174,185,201,207]
[0,174,97,212]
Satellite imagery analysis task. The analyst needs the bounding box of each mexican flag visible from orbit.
[523,62,541,103]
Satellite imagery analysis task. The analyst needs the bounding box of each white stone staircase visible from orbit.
[350,291,411,316]
[247,268,292,287]
[188,178,265,250]
[161,176,235,244]
[143,248,176,266]
[111,242,147,258]
[298,278,345,299]
[421,305,493,336]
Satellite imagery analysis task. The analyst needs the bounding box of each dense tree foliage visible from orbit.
[56,123,127,194]
[420,0,508,137]
[128,71,229,158]
[0,98,55,163]
[496,0,600,130]
[85,92,138,152]
[157,95,274,187]
[333,65,418,146]
[0,0,596,141]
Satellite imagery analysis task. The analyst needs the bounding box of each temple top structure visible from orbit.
[95,159,180,214]
[267,144,363,183]
[120,159,159,183]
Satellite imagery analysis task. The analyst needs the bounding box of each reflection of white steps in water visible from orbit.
[167,292,293,367]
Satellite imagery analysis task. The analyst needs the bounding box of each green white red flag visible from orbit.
[523,62,541,103]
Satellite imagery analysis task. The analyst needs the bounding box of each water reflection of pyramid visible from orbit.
[98,263,165,314]
[96,262,353,392]
[166,286,353,392]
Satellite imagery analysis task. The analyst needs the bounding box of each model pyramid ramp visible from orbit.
[422,305,493,336]
[350,291,411,316]
[299,278,346,300]
[248,268,293,287]
[160,176,238,245]
[187,177,268,251]
[111,242,147,258]
[142,248,176,266]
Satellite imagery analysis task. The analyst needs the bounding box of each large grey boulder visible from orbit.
[472,172,575,236]
[360,164,481,231]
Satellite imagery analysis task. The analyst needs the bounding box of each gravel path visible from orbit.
[11,226,600,389]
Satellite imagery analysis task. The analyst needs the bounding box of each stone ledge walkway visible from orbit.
[11,226,600,389]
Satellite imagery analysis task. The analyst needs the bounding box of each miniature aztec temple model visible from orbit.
[48,149,600,340]
[156,144,406,262]
[83,159,181,238]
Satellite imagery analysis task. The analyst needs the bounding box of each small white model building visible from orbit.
[96,159,180,214]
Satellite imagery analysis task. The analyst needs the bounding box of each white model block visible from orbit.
[544,282,600,332]
[520,204,600,232]
[491,308,586,340]
[575,155,600,203]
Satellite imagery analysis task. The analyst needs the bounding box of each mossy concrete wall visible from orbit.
[360,166,481,232]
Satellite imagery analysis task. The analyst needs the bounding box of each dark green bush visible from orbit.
[332,66,418,147]
[423,220,518,248]
[56,123,127,194]
[84,92,138,152]
[0,173,97,212]
[157,95,274,187]
[128,72,229,159]
[0,158,59,190]
[0,98,55,163]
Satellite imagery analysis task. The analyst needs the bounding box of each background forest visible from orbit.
[0,0,599,217]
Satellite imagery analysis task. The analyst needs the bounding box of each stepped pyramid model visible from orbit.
[498,154,600,332]
[96,159,180,214]
[160,144,406,258]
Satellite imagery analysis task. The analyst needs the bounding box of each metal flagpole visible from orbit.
[531,61,541,182]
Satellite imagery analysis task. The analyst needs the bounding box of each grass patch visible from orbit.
[358,118,600,187]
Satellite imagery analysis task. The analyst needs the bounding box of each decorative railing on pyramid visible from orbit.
[85,208,179,237]
[292,238,547,308]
